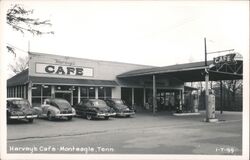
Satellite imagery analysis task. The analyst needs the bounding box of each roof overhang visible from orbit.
[117,60,243,82]
[30,76,118,87]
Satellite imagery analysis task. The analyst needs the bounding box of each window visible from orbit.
[32,84,51,106]
[105,87,112,99]
[80,87,88,99]
[98,87,105,99]
[89,87,95,99]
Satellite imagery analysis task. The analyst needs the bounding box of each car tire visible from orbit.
[28,118,34,123]
[67,116,73,120]
[86,114,92,120]
[104,116,109,120]
[126,115,131,118]
[47,112,53,121]
[7,112,11,123]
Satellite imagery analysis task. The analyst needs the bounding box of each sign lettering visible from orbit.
[36,63,93,77]
[213,53,236,65]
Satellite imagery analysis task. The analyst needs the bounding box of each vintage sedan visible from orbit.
[73,99,116,120]
[7,98,38,123]
[34,98,75,121]
[105,99,135,117]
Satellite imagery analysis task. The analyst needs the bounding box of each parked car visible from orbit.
[73,99,116,120]
[34,98,75,121]
[7,98,38,123]
[105,99,135,117]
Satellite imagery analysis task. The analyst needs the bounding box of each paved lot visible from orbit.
[7,111,242,155]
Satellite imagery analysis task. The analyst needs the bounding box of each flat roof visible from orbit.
[118,60,243,82]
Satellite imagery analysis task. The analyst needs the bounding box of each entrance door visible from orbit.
[55,92,72,104]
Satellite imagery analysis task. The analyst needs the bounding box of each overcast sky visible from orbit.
[3,0,249,70]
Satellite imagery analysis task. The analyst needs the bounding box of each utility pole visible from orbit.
[204,38,207,66]
[204,37,209,121]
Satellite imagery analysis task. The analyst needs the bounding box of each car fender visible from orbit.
[33,107,43,116]
[47,106,60,116]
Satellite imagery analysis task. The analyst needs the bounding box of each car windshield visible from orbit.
[90,100,107,107]
[11,100,30,108]
[113,99,125,105]
[53,99,71,109]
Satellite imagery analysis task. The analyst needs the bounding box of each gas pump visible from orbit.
[207,89,216,119]
[192,92,199,113]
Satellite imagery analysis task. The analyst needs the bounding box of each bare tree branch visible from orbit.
[6,4,54,56]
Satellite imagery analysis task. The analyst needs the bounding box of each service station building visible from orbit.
[7,52,243,115]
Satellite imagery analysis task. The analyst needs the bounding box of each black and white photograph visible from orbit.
[0,0,249,160]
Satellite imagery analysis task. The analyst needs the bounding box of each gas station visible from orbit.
[118,52,243,122]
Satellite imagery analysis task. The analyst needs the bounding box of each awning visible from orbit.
[7,69,29,87]
[29,76,118,87]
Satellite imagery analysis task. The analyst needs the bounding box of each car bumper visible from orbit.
[9,115,38,119]
[116,112,135,116]
[96,113,116,117]
[55,113,76,117]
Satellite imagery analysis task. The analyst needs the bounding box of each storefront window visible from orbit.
[32,85,41,96]
[98,87,105,99]
[43,85,51,96]
[32,84,51,106]
[89,87,95,99]
[106,88,112,98]
[81,87,88,98]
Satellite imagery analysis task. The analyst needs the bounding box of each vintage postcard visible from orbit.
[0,0,249,160]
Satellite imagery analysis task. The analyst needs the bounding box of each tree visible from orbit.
[9,56,29,74]
[6,4,54,55]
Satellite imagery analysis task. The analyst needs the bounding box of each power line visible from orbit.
[6,43,28,53]
[207,49,234,55]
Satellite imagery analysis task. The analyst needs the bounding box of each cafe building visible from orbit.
[7,52,242,113]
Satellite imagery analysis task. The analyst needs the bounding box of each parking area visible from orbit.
[7,111,242,155]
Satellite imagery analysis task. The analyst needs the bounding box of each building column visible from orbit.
[41,85,43,105]
[153,75,157,114]
[51,86,55,98]
[131,88,134,106]
[179,89,183,111]
[95,87,98,99]
[28,83,32,105]
[71,88,73,105]
[78,86,81,103]
[143,87,146,106]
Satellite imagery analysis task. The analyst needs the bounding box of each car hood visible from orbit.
[114,104,130,111]
[96,106,111,112]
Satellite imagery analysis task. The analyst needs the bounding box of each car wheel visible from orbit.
[86,114,92,120]
[47,112,53,121]
[28,118,34,123]
[67,116,73,120]
[104,116,109,120]
[126,115,130,118]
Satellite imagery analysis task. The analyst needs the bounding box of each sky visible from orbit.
[2,0,249,77]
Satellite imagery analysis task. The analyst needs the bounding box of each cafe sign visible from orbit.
[213,53,236,65]
[36,63,93,77]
